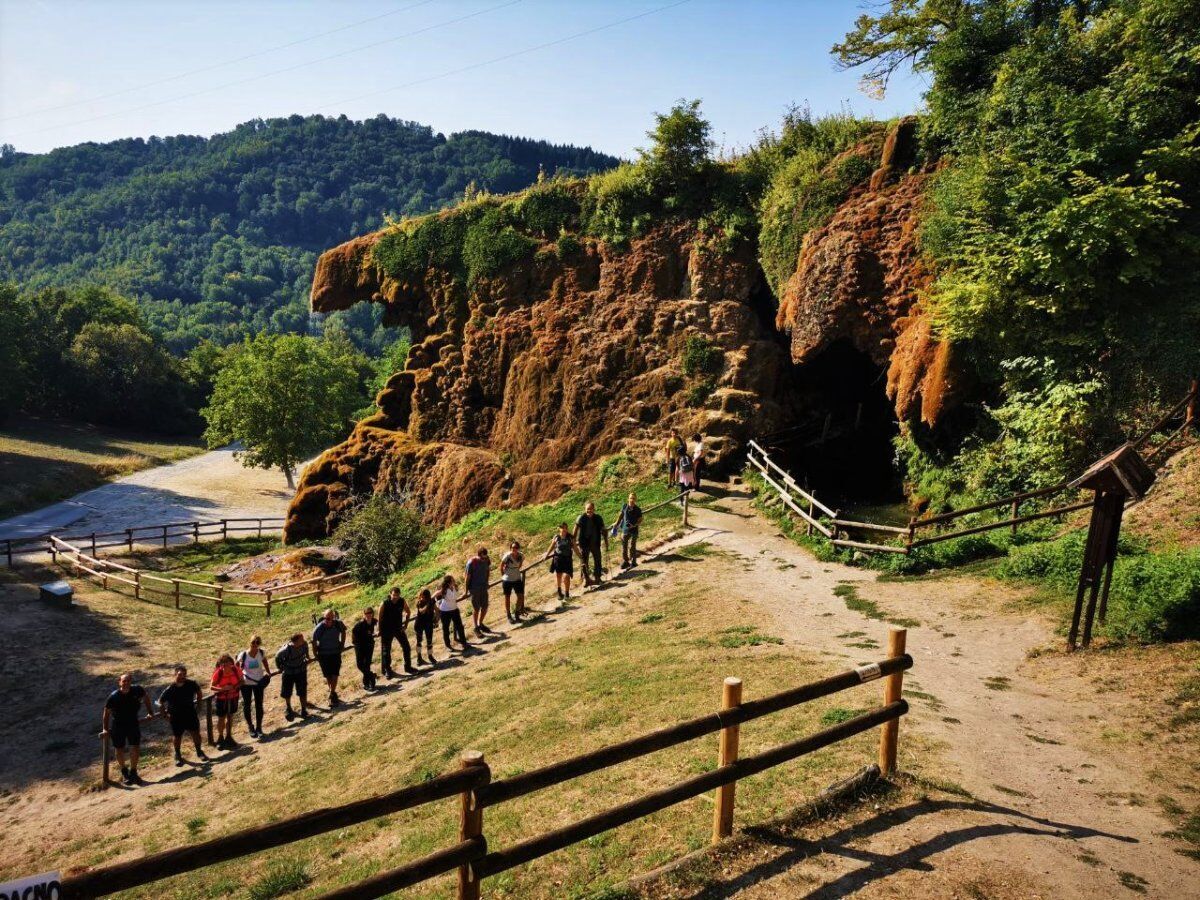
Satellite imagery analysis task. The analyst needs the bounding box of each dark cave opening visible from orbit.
[766,339,904,513]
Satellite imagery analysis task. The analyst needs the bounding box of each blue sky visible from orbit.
[0,0,926,157]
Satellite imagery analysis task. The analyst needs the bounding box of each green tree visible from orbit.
[201,334,360,488]
[333,494,429,585]
[639,98,714,190]
[0,284,32,423]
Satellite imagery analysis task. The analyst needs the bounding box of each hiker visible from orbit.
[351,607,378,691]
[436,574,469,651]
[414,588,438,665]
[616,493,644,569]
[666,431,684,485]
[313,609,347,706]
[378,586,416,678]
[499,540,526,622]
[102,672,154,785]
[465,546,492,636]
[677,446,696,498]
[573,501,608,587]
[544,522,578,600]
[275,633,310,720]
[236,635,273,739]
[691,432,706,490]
[210,654,243,750]
[158,665,207,767]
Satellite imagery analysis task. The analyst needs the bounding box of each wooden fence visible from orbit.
[64,630,912,899]
[750,381,1199,556]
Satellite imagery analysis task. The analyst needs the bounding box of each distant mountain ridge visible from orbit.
[0,114,620,351]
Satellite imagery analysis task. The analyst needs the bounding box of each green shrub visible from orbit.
[248,859,311,900]
[581,163,657,246]
[555,231,582,258]
[514,183,580,237]
[371,208,481,284]
[462,207,538,282]
[681,336,722,377]
[686,377,717,408]
[334,494,431,586]
[596,453,635,484]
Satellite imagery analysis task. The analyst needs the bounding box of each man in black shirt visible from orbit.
[573,501,609,587]
[102,672,154,785]
[352,607,379,691]
[158,665,208,767]
[377,587,416,678]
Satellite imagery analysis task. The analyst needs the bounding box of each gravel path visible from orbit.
[0,446,303,540]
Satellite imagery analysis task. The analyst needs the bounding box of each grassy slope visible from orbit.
[0,416,203,519]
[0,519,898,898]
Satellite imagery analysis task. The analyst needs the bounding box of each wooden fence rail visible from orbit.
[64,637,912,899]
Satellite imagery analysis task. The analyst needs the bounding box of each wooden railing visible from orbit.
[751,381,1199,556]
[2,517,286,568]
[63,631,912,899]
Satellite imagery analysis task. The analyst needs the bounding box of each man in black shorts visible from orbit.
[102,672,154,785]
[158,665,208,767]
[312,608,347,706]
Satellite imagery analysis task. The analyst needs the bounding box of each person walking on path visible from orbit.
[545,522,579,600]
[691,433,706,490]
[102,672,154,785]
[210,654,243,751]
[352,607,378,691]
[313,609,347,707]
[616,493,644,568]
[414,588,438,665]
[677,448,696,498]
[275,633,310,721]
[499,540,526,623]
[378,587,416,678]
[573,501,608,587]
[158,665,207,767]
[466,546,493,636]
[436,575,469,651]
[666,431,684,485]
[236,635,273,739]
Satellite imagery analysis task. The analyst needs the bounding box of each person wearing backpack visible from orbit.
[499,541,526,623]
[275,633,310,721]
[677,449,696,497]
[465,546,492,637]
[544,522,579,600]
[691,432,706,490]
[209,654,243,751]
[616,493,643,569]
[236,635,273,739]
[573,501,608,587]
[312,609,347,707]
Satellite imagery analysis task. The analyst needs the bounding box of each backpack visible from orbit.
[275,643,291,670]
[678,453,693,473]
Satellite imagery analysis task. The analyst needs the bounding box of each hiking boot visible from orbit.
[284,708,295,722]
[197,750,209,761]
[225,737,239,749]
[120,765,131,785]
[427,652,437,665]
[175,754,184,767]
[130,769,144,784]
[416,652,425,665]
[404,665,419,675]
[330,692,340,706]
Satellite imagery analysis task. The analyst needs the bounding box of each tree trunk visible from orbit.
[284,464,295,490]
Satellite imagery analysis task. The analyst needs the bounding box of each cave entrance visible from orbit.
[767,340,904,516]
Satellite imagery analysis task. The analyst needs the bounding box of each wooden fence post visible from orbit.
[458,750,487,900]
[878,627,907,775]
[265,590,273,619]
[221,520,228,542]
[91,533,98,557]
[257,519,263,538]
[49,537,58,565]
[1010,499,1020,536]
[205,697,214,745]
[162,525,169,549]
[216,586,223,618]
[134,571,142,602]
[193,522,200,544]
[174,580,181,610]
[712,676,743,843]
[101,731,111,789]
[127,529,134,553]
[682,491,689,527]
[806,497,815,536]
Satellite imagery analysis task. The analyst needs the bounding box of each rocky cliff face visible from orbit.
[286,119,955,541]
[775,118,958,426]
[286,225,798,539]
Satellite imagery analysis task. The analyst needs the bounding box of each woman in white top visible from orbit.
[691,433,705,490]
[236,634,273,739]
[435,575,469,650]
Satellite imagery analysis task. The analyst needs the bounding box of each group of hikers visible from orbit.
[100,431,709,785]
[99,486,677,785]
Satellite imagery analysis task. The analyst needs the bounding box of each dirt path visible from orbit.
[664,485,1199,899]
[0,446,303,540]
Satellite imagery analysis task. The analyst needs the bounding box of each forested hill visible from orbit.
[0,114,619,351]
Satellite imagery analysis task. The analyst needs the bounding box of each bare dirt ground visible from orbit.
[0,445,303,540]
[0,482,1196,898]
